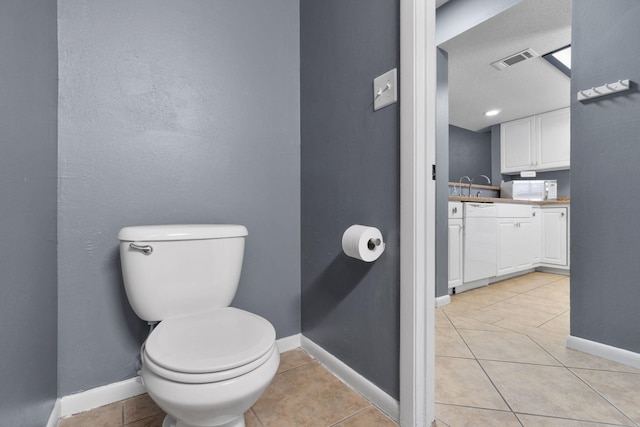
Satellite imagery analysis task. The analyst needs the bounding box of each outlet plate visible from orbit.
[373,68,398,111]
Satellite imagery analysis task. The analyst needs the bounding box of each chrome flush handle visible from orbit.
[130,243,153,255]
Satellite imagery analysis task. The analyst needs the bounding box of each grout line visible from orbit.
[566,368,640,427]
[327,406,373,427]
[515,410,636,427]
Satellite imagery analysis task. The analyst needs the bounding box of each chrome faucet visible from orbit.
[470,175,491,197]
[458,176,471,197]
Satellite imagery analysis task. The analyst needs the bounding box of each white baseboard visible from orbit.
[46,399,61,427]
[435,295,451,307]
[566,335,640,370]
[300,335,399,422]
[54,333,302,422]
[60,377,146,418]
[276,333,301,352]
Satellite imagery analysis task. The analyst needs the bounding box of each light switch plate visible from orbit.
[373,68,398,111]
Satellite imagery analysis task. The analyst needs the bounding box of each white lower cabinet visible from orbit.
[450,202,569,292]
[496,204,536,276]
[448,218,463,288]
[448,202,464,289]
[541,207,568,266]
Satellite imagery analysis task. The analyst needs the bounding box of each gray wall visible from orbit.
[58,0,301,395]
[449,125,492,183]
[0,0,58,424]
[300,0,400,399]
[436,49,450,298]
[570,0,640,353]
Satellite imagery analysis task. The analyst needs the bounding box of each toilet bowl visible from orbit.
[118,225,279,427]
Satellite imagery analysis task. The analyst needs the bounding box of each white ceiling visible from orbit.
[440,0,572,132]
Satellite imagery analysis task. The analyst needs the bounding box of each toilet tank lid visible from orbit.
[118,224,248,241]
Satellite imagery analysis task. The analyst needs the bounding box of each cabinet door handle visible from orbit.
[561,212,565,217]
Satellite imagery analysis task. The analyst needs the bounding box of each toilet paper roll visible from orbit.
[341,225,385,262]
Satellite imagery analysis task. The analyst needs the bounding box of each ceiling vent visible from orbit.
[491,48,539,70]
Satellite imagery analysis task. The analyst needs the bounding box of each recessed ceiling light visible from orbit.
[484,109,501,117]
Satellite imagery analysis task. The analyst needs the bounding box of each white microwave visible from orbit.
[500,180,557,201]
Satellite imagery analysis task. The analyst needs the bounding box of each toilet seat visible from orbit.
[143,307,276,384]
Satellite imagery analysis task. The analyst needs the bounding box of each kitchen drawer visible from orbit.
[496,203,533,218]
[449,202,463,219]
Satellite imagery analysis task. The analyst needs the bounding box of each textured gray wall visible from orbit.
[0,0,58,424]
[449,125,492,183]
[58,0,300,395]
[436,49,450,298]
[570,0,640,352]
[300,0,400,399]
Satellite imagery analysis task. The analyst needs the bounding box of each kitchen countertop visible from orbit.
[448,196,570,206]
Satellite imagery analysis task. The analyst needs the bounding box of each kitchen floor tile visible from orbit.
[435,356,509,411]
[457,329,561,365]
[444,311,507,332]
[517,413,619,426]
[572,368,640,424]
[435,403,522,427]
[436,327,474,358]
[530,335,640,373]
[479,360,634,425]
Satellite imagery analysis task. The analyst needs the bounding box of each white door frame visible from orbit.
[399,0,436,426]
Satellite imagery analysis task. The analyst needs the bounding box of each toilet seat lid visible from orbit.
[144,307,276,374]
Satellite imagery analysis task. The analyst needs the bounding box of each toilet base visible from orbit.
[162,414,245,427]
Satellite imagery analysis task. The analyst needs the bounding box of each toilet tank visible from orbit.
[118,224,248,321]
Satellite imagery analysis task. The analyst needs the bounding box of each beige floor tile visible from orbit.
[457,329,561,366]
[506,293,570,315]
[123,393,164,424]
[480,360,634,425]
[444,311,507,332]
[572,369,640,424]
[490,277,549,294]
[332,406,398,426]
[436,308,455,329]
[435,356,509,411]
[59,402,123,427]
[125,412,165,427]
[277,348,315,374]
[435,403,521,427]
[538,311,570,336]
[524,281,570,301]
[251,362,369,427]
[481,300,559,327]
[517,413,616,426]
[531,335,640,373]
[442,303,505,325]
[436,327,474,358]
[245,409,263,427]
[492,318,567,346]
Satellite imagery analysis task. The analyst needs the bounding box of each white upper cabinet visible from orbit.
[500,116,535,173]
[501,107,570,174]
[536,108,570,170]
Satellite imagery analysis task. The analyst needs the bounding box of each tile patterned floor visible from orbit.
[59,272,640,427]
[435,272,640,427]
[58,349,397,427]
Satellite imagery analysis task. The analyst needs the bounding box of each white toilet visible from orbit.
[118,224,280,427]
